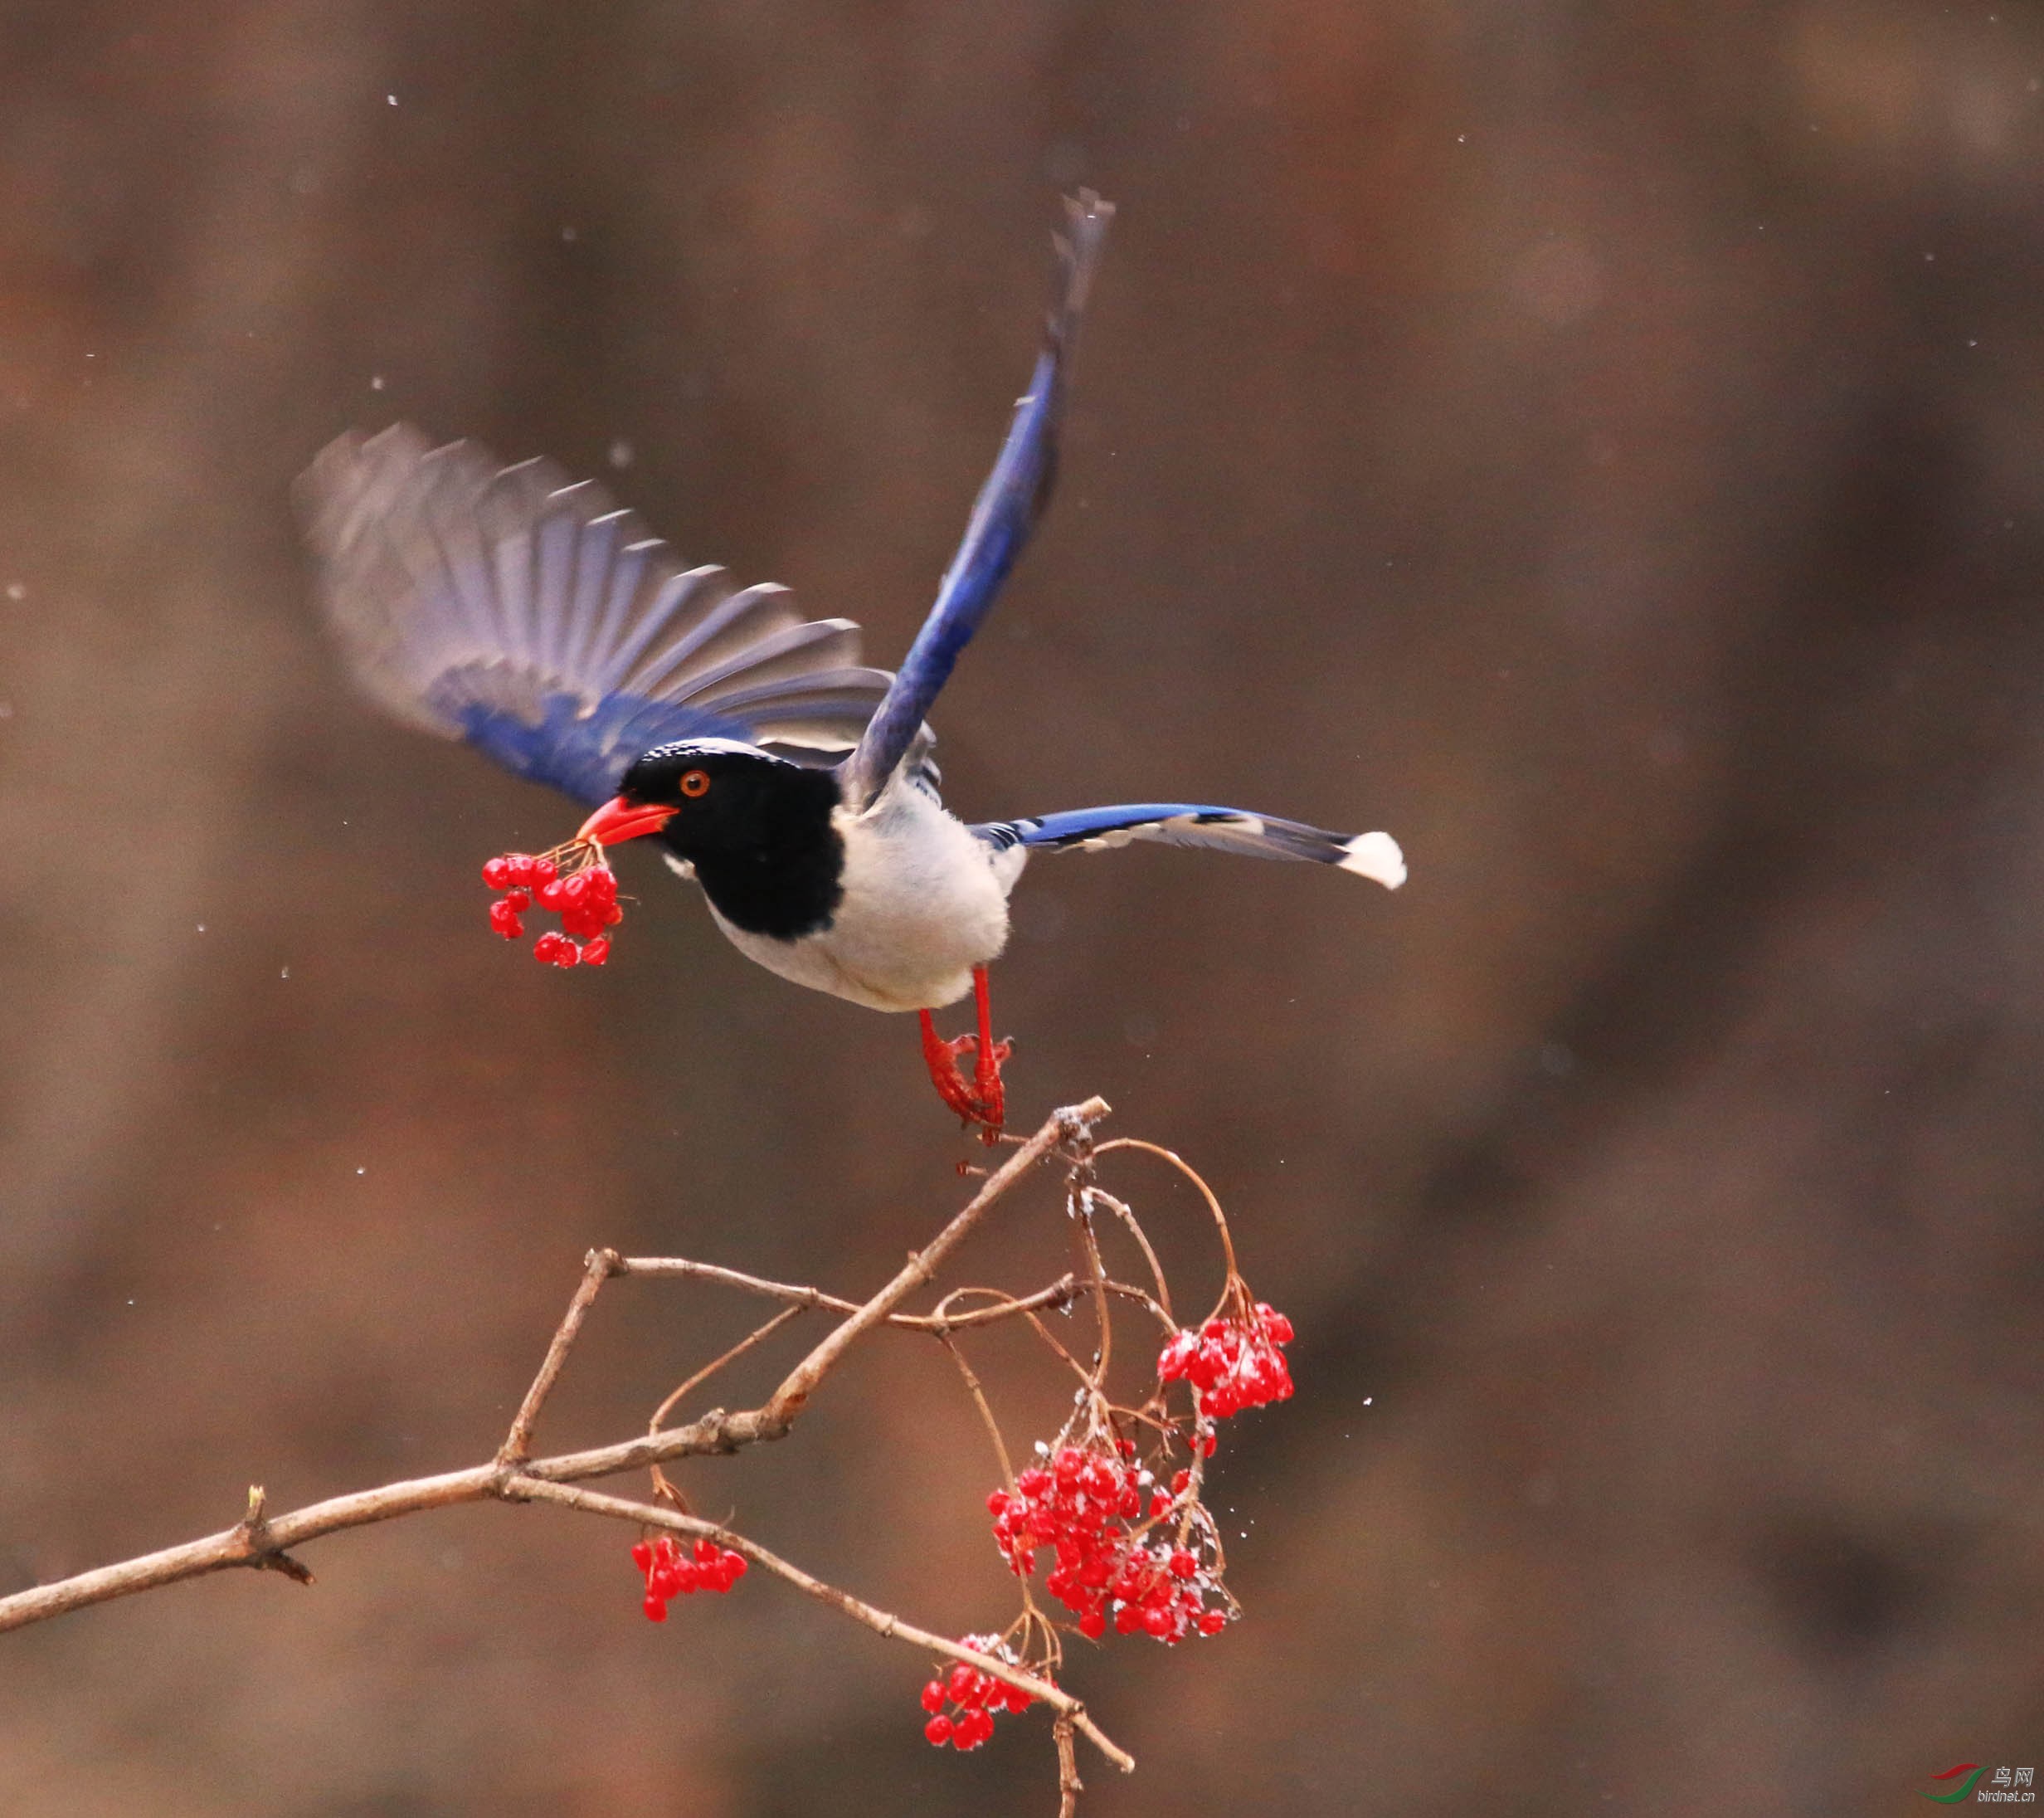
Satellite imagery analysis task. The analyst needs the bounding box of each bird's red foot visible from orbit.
[917,965,1011,1144]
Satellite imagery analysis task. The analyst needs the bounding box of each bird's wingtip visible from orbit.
[1339,830,1406,890]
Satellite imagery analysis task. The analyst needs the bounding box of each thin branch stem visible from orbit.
[1094,1137,1237,1281]
[613,1256,864,1315]
[939,1332,1019,1489]
[1069,1192,1114,1388]
[647,1304,807,1436]
[498,1247,621,1465]
[616,1261,1085,1333]
[1088,1188,1173,1326]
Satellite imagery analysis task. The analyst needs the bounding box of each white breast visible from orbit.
[701,780,1025,1012]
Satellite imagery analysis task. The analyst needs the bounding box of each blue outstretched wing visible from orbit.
[298,426,896,808]
[976,803,1406,888]
[840,193,1115,811]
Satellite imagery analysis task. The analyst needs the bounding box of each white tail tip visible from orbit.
[1339,831,1406,890]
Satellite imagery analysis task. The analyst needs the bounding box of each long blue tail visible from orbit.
[976,803,1405,888]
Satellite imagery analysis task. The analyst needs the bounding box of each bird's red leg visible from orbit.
[967,963,1010,1143]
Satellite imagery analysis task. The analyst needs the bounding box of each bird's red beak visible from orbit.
[575,796,676,847]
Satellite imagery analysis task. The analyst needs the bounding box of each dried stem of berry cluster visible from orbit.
[1093,1136,1239,1284]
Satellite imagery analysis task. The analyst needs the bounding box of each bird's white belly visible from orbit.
[703,790,1020,1012]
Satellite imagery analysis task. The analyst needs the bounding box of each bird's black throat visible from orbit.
[652,760,844,941]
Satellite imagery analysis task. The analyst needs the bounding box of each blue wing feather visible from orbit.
[299,427,897,808]
[842,193,1115,809]
[450,686,751,809]
[976,803,1406,887]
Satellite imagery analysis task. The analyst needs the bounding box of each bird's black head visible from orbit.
[577,739,844,939]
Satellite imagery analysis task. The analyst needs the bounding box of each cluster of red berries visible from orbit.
[1156,1302,1295,1417]
[920,1641,1036,1750]
[630,1534,747,1621]
[1099,1528,1231,1641]
[483,851,622,967]
[987,1445,1230,1644]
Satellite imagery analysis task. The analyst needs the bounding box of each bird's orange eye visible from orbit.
[679,769,711,799]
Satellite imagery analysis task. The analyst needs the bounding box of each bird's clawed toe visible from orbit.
[917,967,1012,1143]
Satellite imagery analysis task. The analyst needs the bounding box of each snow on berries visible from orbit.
[631,1533,747,1621]
[919,1636,1038,1750]
[1157,1299,1295,1418]
[482,847,624,969]
[986,1443,1234,1645]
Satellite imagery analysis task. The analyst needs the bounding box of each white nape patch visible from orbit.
[1340,831,1406,890]
[644,735,771,762]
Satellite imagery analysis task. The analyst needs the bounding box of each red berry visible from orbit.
[643,1595,667,1622]
[482,857,513,890]
[1199,1608,1228,1635]
[924,1715,952,1747]
[581,938,611,967]
[921,1680,944,1714]
[1078,1609,1106,1639]
[630,1541,652,1572]
[531,856,557,885]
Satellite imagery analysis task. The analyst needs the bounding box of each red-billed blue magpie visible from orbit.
[297,194,1404,1138]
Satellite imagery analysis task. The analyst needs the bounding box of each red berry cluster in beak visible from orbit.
[919,1637,1036,1749]
[1157,1301,1295,1417]
[630,1534,747,1621]
[986,1443,1231,1645]
[482,849,624,968]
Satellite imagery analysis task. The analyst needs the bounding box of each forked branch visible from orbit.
[0,1090,1303,1817]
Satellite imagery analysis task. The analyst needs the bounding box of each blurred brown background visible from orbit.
[2,1,2042,1813]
